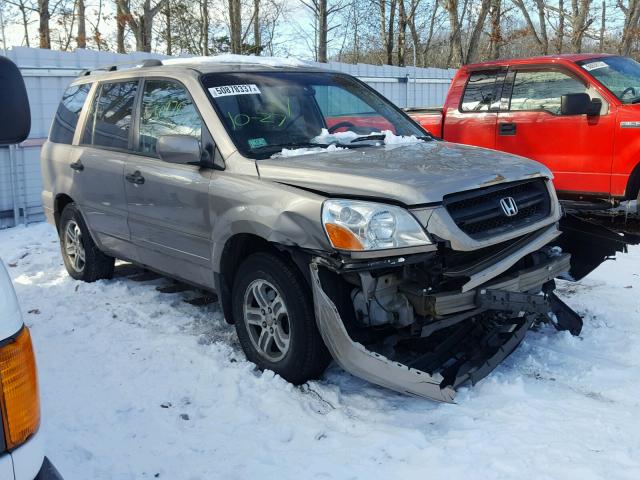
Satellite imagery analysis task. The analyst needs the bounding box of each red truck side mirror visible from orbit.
[561,93,601,117]
[0,56,30,145]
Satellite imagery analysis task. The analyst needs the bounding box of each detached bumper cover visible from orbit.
[310,262,456,402]
[310,252,578,403]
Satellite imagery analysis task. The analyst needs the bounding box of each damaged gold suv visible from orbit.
[41,57,581,401]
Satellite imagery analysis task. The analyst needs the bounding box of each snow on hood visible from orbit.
[163,54,311,68]
[273,144,346,158]
[312,129,423,146]
[269,130,422,159]
[258,141,551,205]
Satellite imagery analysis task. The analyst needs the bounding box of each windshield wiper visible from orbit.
[348,134,434,143]
[348,134,387,143]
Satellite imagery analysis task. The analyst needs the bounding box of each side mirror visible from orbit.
[156,135,201,165]
[561,93,601,116]
[0,56,31,145]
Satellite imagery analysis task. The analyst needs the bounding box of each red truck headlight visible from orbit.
[0,326,40,450]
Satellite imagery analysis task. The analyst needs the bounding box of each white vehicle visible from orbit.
[0,56,63,479]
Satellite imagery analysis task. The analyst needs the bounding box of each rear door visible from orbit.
[124,78,214,285]
[442,69,505,149]
[495,67,615,196]
[71,79,139,255]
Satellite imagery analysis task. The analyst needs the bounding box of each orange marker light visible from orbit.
[325,223,364,251]
[0,327,40,451]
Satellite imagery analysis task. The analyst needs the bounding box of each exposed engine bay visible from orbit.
[309,231,582,403]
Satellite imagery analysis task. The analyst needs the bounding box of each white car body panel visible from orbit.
[0,260,47,479]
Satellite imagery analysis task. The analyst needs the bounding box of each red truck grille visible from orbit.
[443,179,551,239]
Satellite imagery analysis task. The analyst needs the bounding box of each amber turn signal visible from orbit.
[0,326,40,451]
[324,223,364,251]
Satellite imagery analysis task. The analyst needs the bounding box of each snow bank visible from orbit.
[1,223,639,479]
[163,54,311,68]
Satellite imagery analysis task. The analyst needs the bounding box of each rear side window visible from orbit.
[82,80,138,150]
[50,83,92,144]
[138,79,202,156]
[509,70,587,114]
[461,72,500,112]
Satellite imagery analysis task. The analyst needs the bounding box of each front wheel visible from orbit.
[59,203,114,282]
[232,252,331,384]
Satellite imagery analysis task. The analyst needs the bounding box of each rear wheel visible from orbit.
[232,252,331,384]
[59,203,114,282]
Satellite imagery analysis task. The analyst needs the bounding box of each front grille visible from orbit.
[443,179,551,239]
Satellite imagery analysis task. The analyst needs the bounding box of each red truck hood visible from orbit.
[257,141,551,205]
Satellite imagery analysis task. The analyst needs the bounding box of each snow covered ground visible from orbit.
[0,222,639,480]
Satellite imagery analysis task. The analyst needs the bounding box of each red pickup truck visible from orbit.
[409,54,640,203]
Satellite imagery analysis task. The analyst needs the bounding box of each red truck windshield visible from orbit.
[578,56,640,104]
[201,71,425,158]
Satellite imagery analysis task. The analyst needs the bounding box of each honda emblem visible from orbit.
[499,197,518,217]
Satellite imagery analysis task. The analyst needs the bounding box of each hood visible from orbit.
[256,141,551,205]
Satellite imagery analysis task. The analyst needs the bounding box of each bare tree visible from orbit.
[619,0,640,55]
[165,1,171,54]
[38,0,51,48]
[229,0,242,53]
[301,0,348,62]
[512,0,548,54]
[570,0,594,52]
[443,0,463,66]
[253,0,261,54]
[117,0,127,52]
[397,0,407,65]
[116,0,168,52]
[201,0,209,55]
[77,0,87,48]
[465,0,491,63]
[489,0,501,58]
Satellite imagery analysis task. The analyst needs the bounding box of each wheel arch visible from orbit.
[625,161,640,200]
[53,193,75,231]
[215,233,312,324]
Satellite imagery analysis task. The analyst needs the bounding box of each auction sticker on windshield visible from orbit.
[582,61,608,72]
[209,84,262,97]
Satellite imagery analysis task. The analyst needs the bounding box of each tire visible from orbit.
[59,203,115,282]
[232,252,331,384]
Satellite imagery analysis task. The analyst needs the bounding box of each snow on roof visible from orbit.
[162,54,313,69]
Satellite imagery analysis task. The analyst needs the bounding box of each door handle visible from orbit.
[125,171,145,185]
[499,122,517,136]
[69,160,84,171]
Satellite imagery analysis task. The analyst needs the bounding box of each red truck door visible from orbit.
[495,66,615,196]
[443,70,505,149]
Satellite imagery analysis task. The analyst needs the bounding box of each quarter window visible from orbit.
[461,72,500,112]
[82,80,138,149]
[50,83,92,144]
[509,70,587,114]
[138,80,202,156]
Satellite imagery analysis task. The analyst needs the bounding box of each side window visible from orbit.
[82,80,138,150]
[50,83,92,144]
[509,70,587,114]
[138,80,202,155]
[461,71,499,112]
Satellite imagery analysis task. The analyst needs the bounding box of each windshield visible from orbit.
[201,71,427,158]
[578,56,640,103]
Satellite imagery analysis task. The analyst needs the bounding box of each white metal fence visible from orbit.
[0,47,456,228]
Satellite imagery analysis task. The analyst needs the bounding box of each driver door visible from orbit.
[124,78,214,285]
[495,67,615,196]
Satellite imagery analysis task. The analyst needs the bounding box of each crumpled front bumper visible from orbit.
[310,252,575,403]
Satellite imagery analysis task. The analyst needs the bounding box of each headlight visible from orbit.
[322,199,432,251]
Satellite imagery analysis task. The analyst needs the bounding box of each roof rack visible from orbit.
[79,58,165,77]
